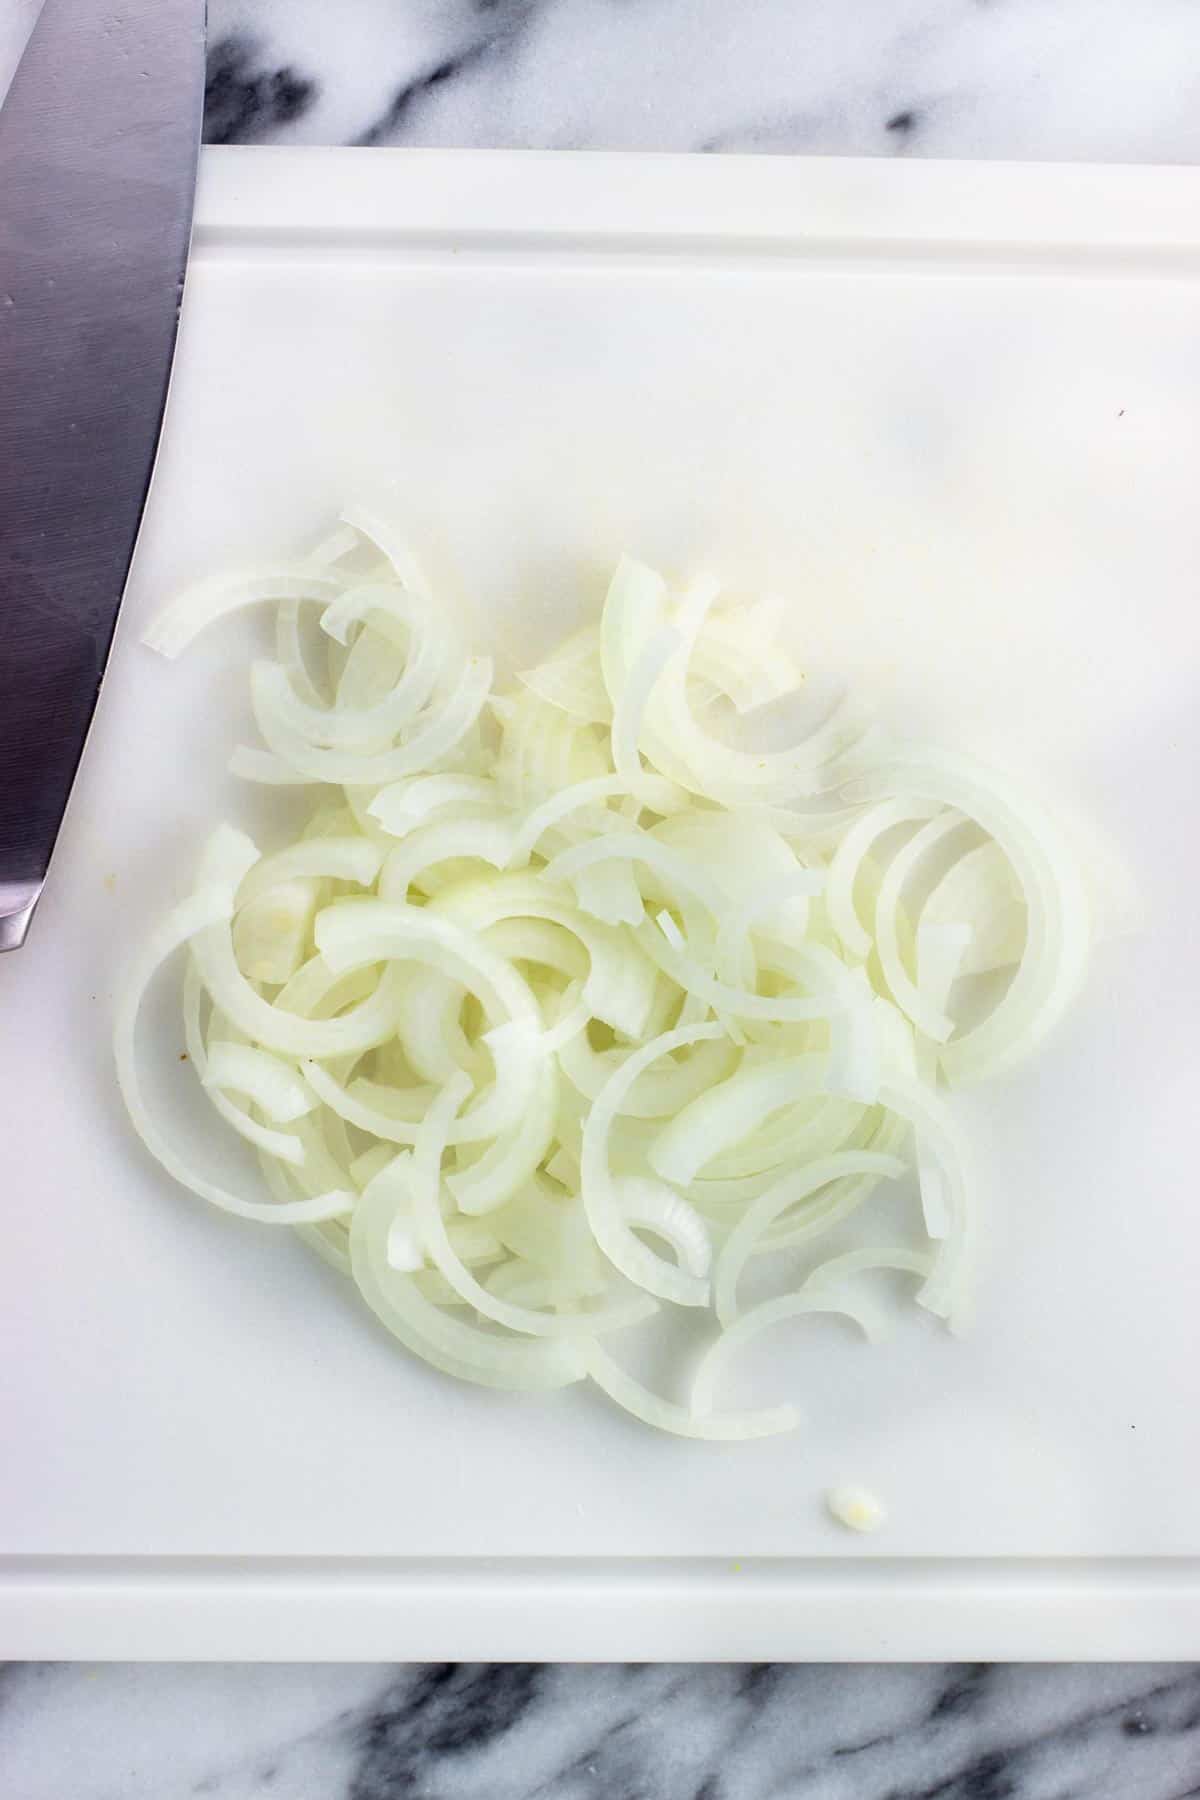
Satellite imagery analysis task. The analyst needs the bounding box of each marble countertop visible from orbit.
[4,3,1200,1796]
[199,0,1200,161]
[2,1661,1199,1799]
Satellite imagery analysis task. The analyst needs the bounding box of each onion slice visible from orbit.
[116,856,353,1224]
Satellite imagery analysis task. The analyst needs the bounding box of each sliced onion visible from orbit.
[202,1042,317,1123]
[231,879,319,986]
[559,1025,738,1122]
[825,797,942,961]
[446,1054,559,1216]
[714,1151,908,1326]
[923,842,1025,976]
[496,689,609,809]
[142,568,346,659]
[611,624,681,786]
[713,871,825,989]
[640,917,844,1027]
[251,655,492,786]
[571,856,646,927]
[377,817,517,903]
[848,753,1090,1084]
[548,832,729,922]
[237,838,384,906]
[335,501,435,603]
[520,625,612,724]
[582,1024,725,1306]
[803,1246,934,1292]
[431,873,659,1041]
[127,534,1097,1441]
[183,965,310,1167]
[509,773,683,867]
[191,920,407,1059]
[615,1176,712,1281]
[349,1169,587,1390]
[368,773,501,834]
[228,745,323,786]
[586,1344,798,1441]
[116,873,353,1224]
[315,900,539,1029]
[253,587,445,750]
[410,1074,655,1336]
[873,811,967,1042]
[650,1055,828,1188]
[622,559,865,803]
[878,1076,974,1330]
[691,1291,884,1417]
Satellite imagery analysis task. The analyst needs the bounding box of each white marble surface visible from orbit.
[200,0,1200,161]
[2,1661,1199,1799]
[4,4,1200,1796]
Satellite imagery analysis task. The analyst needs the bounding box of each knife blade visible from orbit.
[0,0,206,951]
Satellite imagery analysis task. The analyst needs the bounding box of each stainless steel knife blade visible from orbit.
[0,0,206,951]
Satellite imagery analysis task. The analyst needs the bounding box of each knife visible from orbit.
[0,0,206,952]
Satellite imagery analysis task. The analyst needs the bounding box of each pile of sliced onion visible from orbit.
[118,502,1094,1439]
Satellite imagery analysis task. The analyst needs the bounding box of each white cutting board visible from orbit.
[3,149,1199,1660]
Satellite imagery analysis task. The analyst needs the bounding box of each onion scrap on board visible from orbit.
[117,503,1097,1440]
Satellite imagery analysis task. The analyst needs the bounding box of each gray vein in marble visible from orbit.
[352,2,541,148]
[2,1662,1200,1800]
[204,32,319,144]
